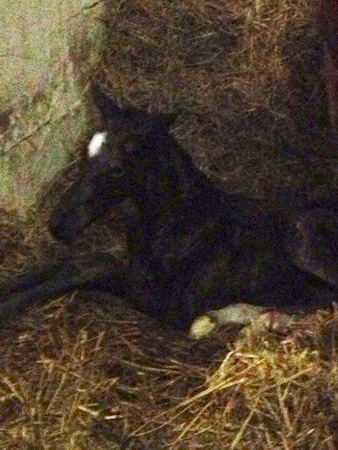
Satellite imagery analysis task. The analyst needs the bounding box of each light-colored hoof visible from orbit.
[189,314,218,340]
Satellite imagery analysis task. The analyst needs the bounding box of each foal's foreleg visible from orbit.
[0,259,74,295]
[0,254,128,322]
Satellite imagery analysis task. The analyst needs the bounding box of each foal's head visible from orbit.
[49,85,176,244]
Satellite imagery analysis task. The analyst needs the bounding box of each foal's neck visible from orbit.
[136,133,216,219]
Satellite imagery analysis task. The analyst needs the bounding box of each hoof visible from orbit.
[189,314,218,340]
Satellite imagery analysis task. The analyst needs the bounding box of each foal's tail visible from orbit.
[0,254,127,323]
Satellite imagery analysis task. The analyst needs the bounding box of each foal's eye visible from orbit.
[111,167,124,177]
[125,143,135,153]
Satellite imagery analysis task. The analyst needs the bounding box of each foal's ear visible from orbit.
[159,108,190,128]
[123,108,176,137]
[158,112,179,127]
[90,83,124,122]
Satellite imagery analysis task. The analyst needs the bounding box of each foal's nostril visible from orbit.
[49,208,76,243]
[49,204,93,245]
[49,219,79,245]
[48,214,60,239]
[49,215,72,244]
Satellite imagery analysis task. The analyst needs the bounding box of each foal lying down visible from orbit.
[1,85,338,339]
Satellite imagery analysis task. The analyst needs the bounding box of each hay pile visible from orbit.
[1,0,338,448]
[1,296,338,449]
[89,0,336,199]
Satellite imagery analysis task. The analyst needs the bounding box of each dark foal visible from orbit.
[1,85,338,338]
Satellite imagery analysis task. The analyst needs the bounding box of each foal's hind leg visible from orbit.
[189,303,266,339]
[0,253,128,322]
[189,303,295,339]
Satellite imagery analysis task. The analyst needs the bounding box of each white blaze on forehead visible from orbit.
[88,131,108,158]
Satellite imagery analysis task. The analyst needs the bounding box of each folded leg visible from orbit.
[189,303,296,339]
[0,259,74,295]
[0,253,127,322]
